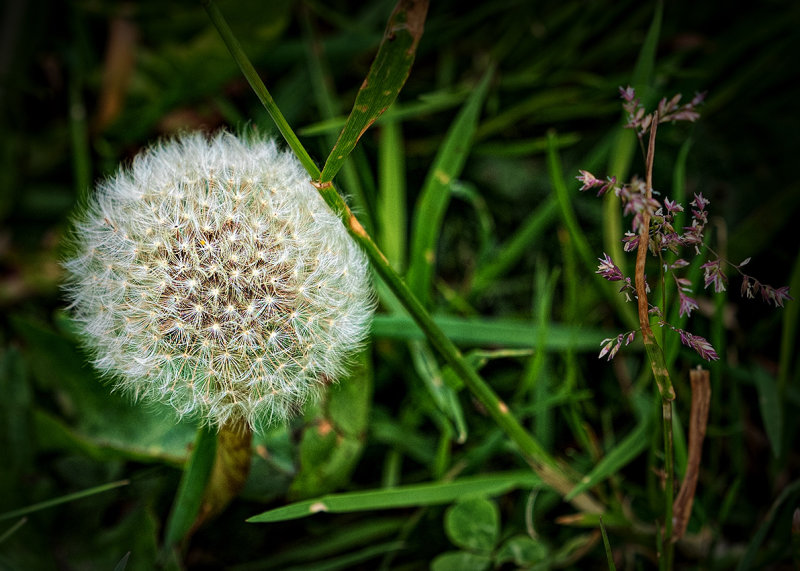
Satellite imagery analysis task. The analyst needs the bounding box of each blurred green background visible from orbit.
[1,0,798,569]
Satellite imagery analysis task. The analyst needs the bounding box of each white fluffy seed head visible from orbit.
[63,132,374,431]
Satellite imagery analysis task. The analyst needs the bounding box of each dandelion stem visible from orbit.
[204,0,604,514]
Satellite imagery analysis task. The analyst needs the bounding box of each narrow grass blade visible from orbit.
[406,68,493,308]
[599,517,617,571]
[248,471,539,523]
[565,396,653,501]
[752,365,782,457]
[736,478,800,571]
[546,131,637,330]
[778,250,800,398]
[0,518,27,544]
[603,1,662,274]
[410,340,468,444]
[202,0,320,179]
[319,0,429,184]
[0,479,129,522]
[163,425,217,546]
[471,197,559,297]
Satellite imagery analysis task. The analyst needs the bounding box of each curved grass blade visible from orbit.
[248,472,540,523]
[319,0,429,184]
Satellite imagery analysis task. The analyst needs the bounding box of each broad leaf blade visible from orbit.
[319,0,429,184]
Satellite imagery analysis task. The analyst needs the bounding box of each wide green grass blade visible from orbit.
[0,479,129,522]
[248,471,540,523]
[163,425,217,546]
[371,313,611,351]
[319,0,429,184]
[406,68,493,307]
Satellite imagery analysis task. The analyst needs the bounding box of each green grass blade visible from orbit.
[248,471,540,523]
[599,517,618,571]
[752,365,782,458]
[0,479,129,522]
[378,120,407,271]
[736,478,800,571]
[565,396,653,501]
[202,0,321,180]
[471,197,558,296]
[319,0,429,184]
[546,131,638,330]
[406,68,493,307]
[163,425,217,546]
[370,313,611,351]
[778,249,800,398]
[603,1,662,277]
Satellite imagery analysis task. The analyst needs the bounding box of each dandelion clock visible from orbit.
[63,132,374,433]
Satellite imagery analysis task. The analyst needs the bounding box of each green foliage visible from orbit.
[1,0,798,568]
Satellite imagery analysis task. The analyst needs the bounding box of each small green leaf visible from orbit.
[319,0,429,183]
[495,535,548,566]
[431,551,492,571]
[444,498,499,554]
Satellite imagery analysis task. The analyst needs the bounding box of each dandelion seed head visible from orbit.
[63,132,374,431]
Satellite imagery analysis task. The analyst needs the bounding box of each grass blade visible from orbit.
[0,479,128,522]
[248,472,540,523]
[378,120,407,271]
[319,0,429,184]
[406,68,493,307]
[163,425,217,546]
[599,517,617,571]
[370,313,611,351]
[565,396,653,501]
